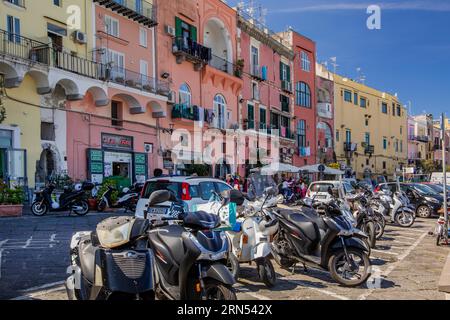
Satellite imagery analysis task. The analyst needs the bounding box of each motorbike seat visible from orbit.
[279,209,320,243]
[78,238,97,283]
[298,207,327,230]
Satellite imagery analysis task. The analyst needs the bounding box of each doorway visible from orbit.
[0,149,6,181]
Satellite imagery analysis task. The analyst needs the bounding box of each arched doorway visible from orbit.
[37,148,56,183]
[204,18,233,71]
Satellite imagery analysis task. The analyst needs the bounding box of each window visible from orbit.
[336,130,340,142]
[280,94,290,113]
[395,139,399,152]
[247,104,255,129]
[365,133,371,146]
[140,60,148,77]
[295,82,311,108]
[365,119,369,126]
[259,108,267,129]
[104,16,119,37]
[53,0,61,6]
[105,49,125,78]
[199,182,216,200]
[383,137,387,150]
[139,27,148,47]
[216,182,232,194]
[6,15,20,43]
[280,62,290,82]
[301,51,311,72]
[382,102,388,114]
[397,105,401,116]
[383,161,386,170]
[400,140,403,153]
[392,103,396,116]
[251,46,259,74]
[111,101,123,127]
[179,83,191,106]
[360,97,367,108]
[354,93,358,106]
[252,82,259,100]
[175,17,197,44]
[344,90,352,103]
[345,130,352,143]
[47,23,67,37]
[41,122,55,141]
[297,120,306,148]
[214,95,227,130]
[400,126,403,135]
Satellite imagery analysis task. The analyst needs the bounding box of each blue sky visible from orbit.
[229,0,450,118]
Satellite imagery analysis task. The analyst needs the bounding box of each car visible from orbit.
[307,180,356,203]
[375,182,443,218]
[421,183,450,198]
[135,176,233,219]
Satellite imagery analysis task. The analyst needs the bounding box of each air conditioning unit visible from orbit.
[74,31,87,44]
[165,25,176,37]
[167,91,176,104]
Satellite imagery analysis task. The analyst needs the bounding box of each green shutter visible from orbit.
[175,17,182,38]
[286,65,291,82]
[280,62,283,81]
[190,25,197,42]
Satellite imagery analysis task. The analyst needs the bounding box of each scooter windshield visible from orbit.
[247,173,278,199]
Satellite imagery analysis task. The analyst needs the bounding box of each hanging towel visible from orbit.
[198,107,204,128]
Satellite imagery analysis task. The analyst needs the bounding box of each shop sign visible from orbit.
[134,153,148,179]
[102,133,134,151]
[87,149,104,183]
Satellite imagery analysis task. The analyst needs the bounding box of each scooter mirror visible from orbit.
[148,190,174,207]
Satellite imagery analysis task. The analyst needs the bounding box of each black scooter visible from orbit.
[65,216,155,300]
[31,182,94,216]
[146,190,237,300]
[271,189,372,287]
[97,183,143,213]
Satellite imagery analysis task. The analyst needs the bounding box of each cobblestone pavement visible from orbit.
[1,213,448,300]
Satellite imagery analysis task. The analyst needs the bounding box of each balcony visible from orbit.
[172,37,211,71]
[344,142,357,152]
[317,102,333,119]
[4,0,25,8]
[93,0,157,28]
[0,29,49,65]
[409,135,430,143]
[364,145,375,155]
[281,80,292,93]
[209,55,243,78]
[251,64,263,80]
[171,104,200,121]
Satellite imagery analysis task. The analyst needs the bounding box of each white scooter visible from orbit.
[388,190,415,227]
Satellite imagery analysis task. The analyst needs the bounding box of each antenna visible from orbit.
[329,57,338,74]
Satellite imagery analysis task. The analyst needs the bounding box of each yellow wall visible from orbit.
[2,76,42,187]
[1,0,93,57]
[333,74,408,178]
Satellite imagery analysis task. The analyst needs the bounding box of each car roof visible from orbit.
[145,176,228,184]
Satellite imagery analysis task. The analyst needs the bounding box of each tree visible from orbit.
[420,160,437,173]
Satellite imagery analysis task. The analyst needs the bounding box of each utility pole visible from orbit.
[442,113,448,242]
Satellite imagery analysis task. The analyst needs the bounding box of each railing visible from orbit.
[172,37,212,63]
[5,0,25,8]
[171,104,199,121]
[365,145,375,154]
[0,29,49,64]
[281,80,292,93]
[251,64,261,78]
[54,49,104,79]
[94,0,157,26]
[344,142,357,152]
[409,135,430,142]
[317,102,333,119]
[107,66,169,96]
[209,54,242,78]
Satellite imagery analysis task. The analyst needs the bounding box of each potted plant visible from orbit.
[115,76,125,84]
[0,181,25,217]
[234,59,244,78]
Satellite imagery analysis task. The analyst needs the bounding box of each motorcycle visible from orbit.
[387,190,415,228]
[146,190,237,300]
[97,183,143,213]
[346,193,377,248]
[65,216,155,300]
[210,176,280,288]
[271,188,372,287]
[31,182,94,216]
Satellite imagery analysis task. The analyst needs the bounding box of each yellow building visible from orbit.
[333,74,408,179]
[0,0,96,189]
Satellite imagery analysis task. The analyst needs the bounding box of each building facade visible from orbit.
[316,63,335,164]
[407,115,429,169]
[333,74,408,179]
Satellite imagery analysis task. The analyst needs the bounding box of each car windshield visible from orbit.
[247,173,278,198]
[412,184,439,195]
[428,184,443,193]
[310,183,334,193]
[142,181,181,199]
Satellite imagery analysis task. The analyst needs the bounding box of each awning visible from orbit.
[298,164,345,175]
[252,162,302,175]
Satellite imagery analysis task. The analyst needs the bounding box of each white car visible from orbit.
[135,176,233,219]
[306,180,356,203]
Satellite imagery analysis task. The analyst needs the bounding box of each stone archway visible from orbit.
[0,61,22,88]
[36,143,63,183]
[204,18,233,66]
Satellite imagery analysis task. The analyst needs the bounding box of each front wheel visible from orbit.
[73,200,89,216]
[417,205,432,218]
[329,248,371,287]
[256,257,277,288]
[365,221,377,248]
[395,211,415,228]
[203,279,237,300]
[97,200,107,212]
[31,201,48,216]
[227,253,240,281]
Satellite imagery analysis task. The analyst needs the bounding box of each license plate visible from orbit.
[147,207,168,215]
[316,195,327,199]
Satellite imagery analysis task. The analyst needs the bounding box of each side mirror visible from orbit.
[265,186,278,197]
[221,189,245,206]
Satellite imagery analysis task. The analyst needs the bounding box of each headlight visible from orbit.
[426,197,439,204]
[96,221,133,249]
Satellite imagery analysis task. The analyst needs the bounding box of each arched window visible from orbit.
[296,82,311,108]
[179,83,191,106]
[213,94,227,129]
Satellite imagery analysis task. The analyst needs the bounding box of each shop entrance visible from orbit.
[104,151,133,187]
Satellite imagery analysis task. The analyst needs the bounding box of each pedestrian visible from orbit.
[154,168,163,178]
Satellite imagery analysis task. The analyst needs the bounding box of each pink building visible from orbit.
[237,9,296,175]
[67,0,169,185]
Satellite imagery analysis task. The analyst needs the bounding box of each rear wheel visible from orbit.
[395,211,415,227]
[97,200,107,212]
[365,221,377,248]
[203,279,237,300]
[73,200,89,216]
[31,201,48,216]
[329,248,371,287]
[374,219,385,240]
[256,257,276,288]
[227,253,240,281]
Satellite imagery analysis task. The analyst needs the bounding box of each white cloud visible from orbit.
[272,1,450,13]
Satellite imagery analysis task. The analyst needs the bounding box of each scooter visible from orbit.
[388,191,415,227]
[346,193,377,248]
[65,216,155,300]
[146,190,237,300]
[31,182,94,216]
[211,187,280,288]
[271,188,372,287]
[97,183,143,213]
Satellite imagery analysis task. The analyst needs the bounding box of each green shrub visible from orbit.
[0,181,24,205]
[96,178,120,203]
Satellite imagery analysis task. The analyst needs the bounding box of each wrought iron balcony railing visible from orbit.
[93,0,157,27]
[172,37,212,69]
[209,54,243,78]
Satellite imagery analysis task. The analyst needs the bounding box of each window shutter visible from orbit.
[190,25,197,42]
[280,62,283,81]
[175,17,182,38]
[14,18,21,40]
[286,65,291,82]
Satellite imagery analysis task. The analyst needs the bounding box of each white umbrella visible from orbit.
[253,162,301,175]
[298,164,344,175]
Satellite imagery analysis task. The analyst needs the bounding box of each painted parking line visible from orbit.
[280,277,350,300]
[358,231,428,300]
[371,249,400,256]
[235,286,273,300]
